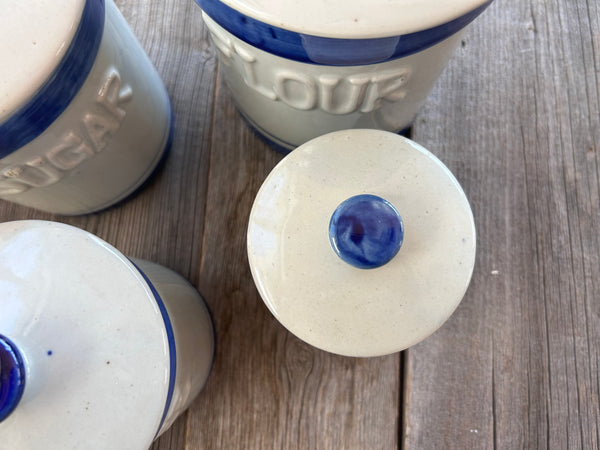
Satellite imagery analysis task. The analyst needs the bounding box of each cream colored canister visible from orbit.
[196,0,492,151]
[0,0,173,214]
[0,220,214,448]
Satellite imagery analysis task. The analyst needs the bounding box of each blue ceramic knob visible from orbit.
[0,334,25,422]
[329,194,404,269]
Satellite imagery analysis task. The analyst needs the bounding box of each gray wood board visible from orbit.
[405,0,600,448]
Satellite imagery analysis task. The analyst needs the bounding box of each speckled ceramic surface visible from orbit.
[0,0,84,121]
[247,130,476,357]
[0,221,214,449]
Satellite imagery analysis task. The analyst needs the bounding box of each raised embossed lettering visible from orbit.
[2,159,61,188]
[318,74,370,115]
[234,43,277,100]
[46,132,95,170]
[0,179,28,195]
[98,70,132,120]
[83,111,120,152]
[0,69,132,195]
[25,157,63,185]
[205,19,412,116]
[274,71,318,110]
[361,70,409,113]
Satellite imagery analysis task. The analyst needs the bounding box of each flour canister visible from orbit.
[195,0,492,152]
[0,0,173,214]
[0,221,214,448]
[247,130,476,356]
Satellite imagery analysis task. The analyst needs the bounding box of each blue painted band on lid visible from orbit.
[329,194,404,269]
[129,261,177,438]
[0,334,26,423]
[0,0,106,158]
[195,0,491,66]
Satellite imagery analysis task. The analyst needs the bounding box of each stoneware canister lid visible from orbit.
[0,221,174,449]
[202,0,491,38]
[247,129,476,357]
[0,0,88,122]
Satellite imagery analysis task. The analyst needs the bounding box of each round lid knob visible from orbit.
[247,129,476,357]
[329,194,404,269]
[0,335,25,422]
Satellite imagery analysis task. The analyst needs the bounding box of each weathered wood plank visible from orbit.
[404,0,600,448]
[109,1,219,448]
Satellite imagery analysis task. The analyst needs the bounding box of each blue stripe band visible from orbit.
[0,0,105,158]
[130,262,177,438]
[195,0,491,66]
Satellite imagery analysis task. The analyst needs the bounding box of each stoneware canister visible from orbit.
[247,130,476,357]
[0,220,214,449]
[195,0,492,152]
[0,0,173,214]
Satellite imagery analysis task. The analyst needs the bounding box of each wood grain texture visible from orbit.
[1,0,598,449]
[404,0,600,448]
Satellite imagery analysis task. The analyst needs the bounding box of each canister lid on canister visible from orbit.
[200,0,491,38]
[0,221,172,449]
[247,130,476,357]
[0,0,87,122]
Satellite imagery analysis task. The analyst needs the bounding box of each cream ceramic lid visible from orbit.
[0,0,85,121]
[216,0,490,38]
[0,221,170,449]
[247,130,476,357]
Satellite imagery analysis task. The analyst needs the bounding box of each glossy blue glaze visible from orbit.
[0,334,26,423]
[329,194,404,269]
[195,0,492,66]
[0,0,105,157]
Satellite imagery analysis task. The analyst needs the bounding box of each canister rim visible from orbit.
[0,0,104,157]
[198,0,491,39]
[0,0,86,122]
[200,3,490,67]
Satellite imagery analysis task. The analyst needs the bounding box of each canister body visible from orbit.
[203,13,464,152]
[0,221,214,449]
[0,0,172,214]
[131,259,215,437]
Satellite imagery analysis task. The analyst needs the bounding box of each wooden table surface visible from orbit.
[3,0,598,448]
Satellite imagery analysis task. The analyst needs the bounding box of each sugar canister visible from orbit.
[247,130,476,357]
[0,220,214,448]
[0,0,173,214]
